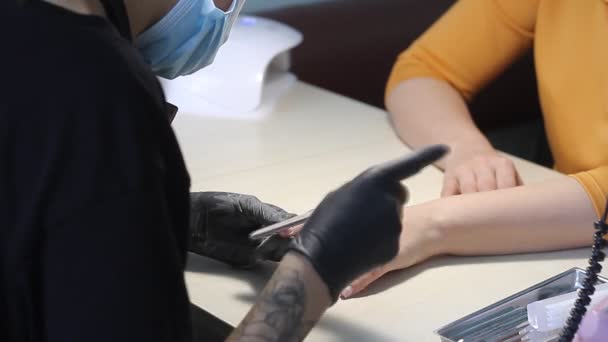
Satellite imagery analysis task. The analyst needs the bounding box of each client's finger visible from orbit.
[340,265,390,299]
[278,224,304,238]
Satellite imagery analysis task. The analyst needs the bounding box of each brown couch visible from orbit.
[246,0,552,166]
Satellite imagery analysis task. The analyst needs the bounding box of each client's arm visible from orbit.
[344,176,599,297]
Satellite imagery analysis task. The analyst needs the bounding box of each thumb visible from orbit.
[260,203,296,225]
[238,195,295,226]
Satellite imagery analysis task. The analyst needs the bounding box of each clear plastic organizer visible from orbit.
[435,268,608,342]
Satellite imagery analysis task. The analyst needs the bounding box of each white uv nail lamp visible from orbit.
[159,16,303,120]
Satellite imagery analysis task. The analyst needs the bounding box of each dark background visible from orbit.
[244,0,552,166]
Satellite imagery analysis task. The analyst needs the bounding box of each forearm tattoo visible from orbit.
[231,269,318,342]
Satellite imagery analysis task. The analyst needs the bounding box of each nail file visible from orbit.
[249,209,314,241]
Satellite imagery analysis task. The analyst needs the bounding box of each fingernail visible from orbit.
[285,228,295,235]
[341,286,353,299]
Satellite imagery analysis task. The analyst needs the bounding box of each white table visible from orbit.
[173,82,601,341]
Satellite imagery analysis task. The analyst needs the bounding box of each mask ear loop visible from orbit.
[99,0,133,42]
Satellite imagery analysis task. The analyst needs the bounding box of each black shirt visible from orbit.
[1,2,192,341]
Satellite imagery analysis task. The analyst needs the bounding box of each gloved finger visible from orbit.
[238,195,296,226]
[255,235,292,262]
[260,202,297,225]
[370,145,449,183]
[195,241,257,268]
[278,224,304,238]
[340,265,390,299]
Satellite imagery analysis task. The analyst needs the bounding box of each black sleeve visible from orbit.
[11,68,191,341]
[42,190,191,342]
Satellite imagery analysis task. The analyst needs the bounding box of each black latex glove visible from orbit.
[188,192,296,268]
[289,145,449,302]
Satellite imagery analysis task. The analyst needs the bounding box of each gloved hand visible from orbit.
[188,192,296,268]
[288,145,449,302]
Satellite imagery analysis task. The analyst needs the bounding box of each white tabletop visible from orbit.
[172,82,601,341]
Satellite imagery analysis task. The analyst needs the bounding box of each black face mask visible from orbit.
[98,0,132,42]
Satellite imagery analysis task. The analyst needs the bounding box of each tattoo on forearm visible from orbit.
[231,269,318,342]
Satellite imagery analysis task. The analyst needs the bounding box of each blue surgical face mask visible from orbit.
[135,0,244,79]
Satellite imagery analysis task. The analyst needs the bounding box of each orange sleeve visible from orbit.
[571,167,608,219]
[386,0,539,102]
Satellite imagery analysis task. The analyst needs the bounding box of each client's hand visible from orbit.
[289,145,448,302]
[341,203,444,298]
[442,150,522,197]
[188,192,295,268]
